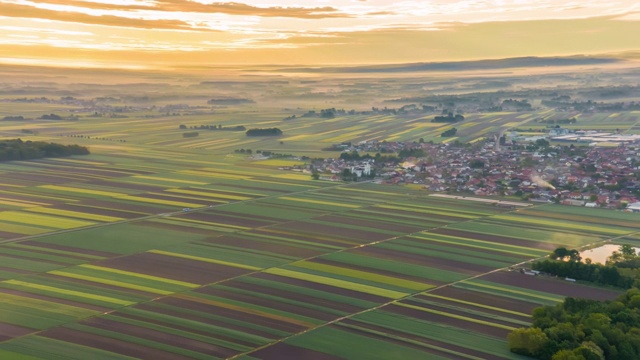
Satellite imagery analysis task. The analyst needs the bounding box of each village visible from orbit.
[286,132,640,212]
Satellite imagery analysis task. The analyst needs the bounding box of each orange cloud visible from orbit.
[1,3,199,30]
[15,0,348,19]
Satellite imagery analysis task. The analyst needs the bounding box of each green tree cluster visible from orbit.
[533,246,640,289]
[441,128,457,137]
[509,288,640,359]
[245,128,282,136]
[0,139,89,162]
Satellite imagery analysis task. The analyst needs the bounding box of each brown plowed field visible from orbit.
[277,221,391,243]
[431,228,543,248]
[182,212,272,228]
[0,288,111,313]
[42,327,193,360]
[194,287,338,321]
[310,257,437,286]
[0,323,35,341]
[384,303,509,338]
[134,302,279,339]
[20,240,119,258]
[51,203,143,219]
[94,252,252,284]
[481,271,622,301]
[155,296,309,333]
[250,342,344,360]
[222,279,364,314]
[113,312,257,348]
[312,214,423,234]
[81,317,238,358]
[90,179,166,192]
[353,245,492,276]
[203,235,324,258]
[426,286,539,316]
[248,229,353,249]
[250,272,389,304]
[336,319,506,360]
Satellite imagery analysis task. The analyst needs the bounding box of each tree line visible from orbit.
[508,288,640,359]
[245,128,282,136]
[431,112,464,123]
[532,245,640,289]
[0,139,89,162]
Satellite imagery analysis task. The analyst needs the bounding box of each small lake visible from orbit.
[580,244,640,264]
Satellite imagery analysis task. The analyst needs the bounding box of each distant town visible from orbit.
[274,128,640,212]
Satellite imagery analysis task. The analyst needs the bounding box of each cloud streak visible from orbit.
[0,0,639,67]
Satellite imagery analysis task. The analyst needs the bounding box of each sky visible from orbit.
[1,0,639,69]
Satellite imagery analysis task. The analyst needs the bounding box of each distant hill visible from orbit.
[276,56,621,73]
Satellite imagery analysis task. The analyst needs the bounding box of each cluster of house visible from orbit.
[295,138,640,211]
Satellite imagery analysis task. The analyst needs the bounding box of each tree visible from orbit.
[508,327,550,357]
[441,128,457,137]
[552,350,586,360]
[620,245,636,258]
[551,247,570,260]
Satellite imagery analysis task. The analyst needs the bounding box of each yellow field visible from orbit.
[0,211,95,229]
[39,185,124,198]
[26,207,123,222]
[278,196,361,208]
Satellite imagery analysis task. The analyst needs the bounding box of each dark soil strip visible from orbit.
[312,214,423,234]
[81,317,238,358]
[427,286,539,315]
[41,327,193,360]
[154,297,308,334]
[249,272,390,304]
[0,253,69,267]
[430,228,540,248]
[112,312,256,348]
[247,229,351,249]
[222,279,363,314]
[353,245,492,275]
[94,252,252,284]
[0,231,26,239]
[367,206,461,222]
[401,298,524,329]
[51,203,143,220]
[134,303,278,339]
[132,220,224,236]
[480,271,622,301]
[181,212,272,228]
[89,180,166,193]
[384,303,509,339]
[274,221,390,243]
[309,257,437,286]
[335,320,503,360]
[0,322,36,339]
[201,236,324,259]
[0,265,32,275]
[207,209,283,223]
[41,273,157,299]
[80,199,165,216]
[20,241,118,258]
[250,342,344,360]
[215,184,290,194]
[129,193,208,206]
[193,287,337,321]
[0,288,111,313]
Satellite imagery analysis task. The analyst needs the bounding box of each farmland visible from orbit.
[0,66,639,359]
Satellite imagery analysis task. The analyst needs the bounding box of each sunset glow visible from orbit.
[1,0,639,68]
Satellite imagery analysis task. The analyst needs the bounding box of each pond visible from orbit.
[580,244,640,264]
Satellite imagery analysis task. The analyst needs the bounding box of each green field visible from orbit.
[0,76,637,359]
